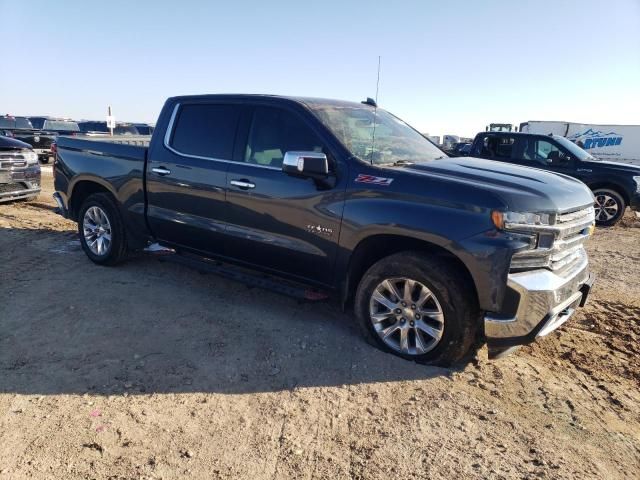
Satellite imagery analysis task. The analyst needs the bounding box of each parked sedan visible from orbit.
[0,136,41,202]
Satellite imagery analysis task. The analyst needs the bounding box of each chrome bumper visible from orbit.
[0,186,41,202]
[485,250,594,357]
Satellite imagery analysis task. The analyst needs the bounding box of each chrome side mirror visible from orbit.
[282,151,328,179]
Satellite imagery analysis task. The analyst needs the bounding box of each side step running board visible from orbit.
[156,251,329,302]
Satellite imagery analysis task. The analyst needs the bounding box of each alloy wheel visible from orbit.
[83,206,112,256]
[368,277,445,355]
[594,193,619,222]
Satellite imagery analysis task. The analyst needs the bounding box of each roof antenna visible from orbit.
[369,56,381,165]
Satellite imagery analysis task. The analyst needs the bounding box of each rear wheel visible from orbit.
[354,251,479,365]
[78,193,128,265]
[593,188,625,226]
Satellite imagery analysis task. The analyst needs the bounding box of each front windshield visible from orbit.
[308,104,445,164]
[554,135,596,161]
[0,117,34,129]
[29,118,45,129]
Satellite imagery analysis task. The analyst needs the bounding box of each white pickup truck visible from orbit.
[520,121,640,166]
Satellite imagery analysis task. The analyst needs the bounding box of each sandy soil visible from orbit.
[1,168,639,479]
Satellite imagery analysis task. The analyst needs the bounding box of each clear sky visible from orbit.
[1,0,639,137]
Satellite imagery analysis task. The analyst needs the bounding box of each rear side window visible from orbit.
[478,135,515,158]
[170,104,240,160]
[244,107,324,168]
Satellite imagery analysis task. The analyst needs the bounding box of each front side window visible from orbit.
[307,104,444,165]
[170,104,240,160]
[244,107,324,168]
[520,138,564,165]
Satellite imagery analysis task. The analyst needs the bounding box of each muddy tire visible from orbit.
[78,193,128,265]
[354,251,479,366]
[593,188,625,226]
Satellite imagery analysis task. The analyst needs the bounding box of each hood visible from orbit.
[582,159,640,174]
[0,135,33,150]
[399,157,594,213]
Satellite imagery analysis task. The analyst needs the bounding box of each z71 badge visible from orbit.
[355,174,394,186]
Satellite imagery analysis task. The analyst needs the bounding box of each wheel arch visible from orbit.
[342,234,478,309]
[68,178,117,221]
[588,182,629,206]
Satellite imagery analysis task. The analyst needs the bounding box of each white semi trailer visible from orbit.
[520,121,640,165]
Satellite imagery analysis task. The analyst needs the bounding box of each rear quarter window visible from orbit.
[169,104,240,160]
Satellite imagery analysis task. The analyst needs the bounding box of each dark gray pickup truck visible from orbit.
[53,94,596,364]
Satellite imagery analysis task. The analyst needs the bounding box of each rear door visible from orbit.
[146,101,242,255]
[224,105,345,286]
[472,134,517,163]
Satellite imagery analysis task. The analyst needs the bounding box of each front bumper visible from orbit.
[484,251,594,358]
[0,167,41,202]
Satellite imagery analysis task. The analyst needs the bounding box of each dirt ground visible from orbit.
[1,168,639,480]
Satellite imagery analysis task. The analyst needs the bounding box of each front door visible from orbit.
[224,105,345,286]
[146,102,242,255]
[512,136,576,177]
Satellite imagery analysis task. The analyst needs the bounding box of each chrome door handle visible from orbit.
[152,167,171,176]
[230,180,255,189]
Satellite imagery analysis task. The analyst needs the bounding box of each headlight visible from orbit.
[491,210,555,271]
[24,151,38,165]
[634,176,640,192]
[491,210,551,230]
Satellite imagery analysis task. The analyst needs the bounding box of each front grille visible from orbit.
[555,207,596,239]
[0,152,29,169]
[551,207,595,273]
[0,182,25,193]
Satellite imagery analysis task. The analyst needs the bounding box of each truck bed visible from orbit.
[54,136,149,246]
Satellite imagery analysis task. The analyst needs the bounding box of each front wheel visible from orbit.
[593,188,625,226]
[78,193,128,265]
[354,251,479,365]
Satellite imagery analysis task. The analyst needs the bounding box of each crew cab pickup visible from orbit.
[53,95,596,363]
[470,131,640,226]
